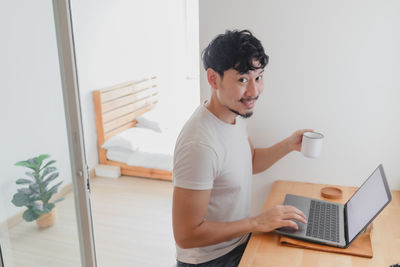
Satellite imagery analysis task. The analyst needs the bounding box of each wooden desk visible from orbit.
[239,180,400,267]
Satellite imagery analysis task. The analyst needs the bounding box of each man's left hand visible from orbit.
[287,129,314,152]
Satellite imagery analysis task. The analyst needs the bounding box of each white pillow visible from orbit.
[136,116,162,133]
[102,127,161,151]
[136,108,171,133]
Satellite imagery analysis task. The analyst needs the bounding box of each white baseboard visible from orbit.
[94,164,121,179]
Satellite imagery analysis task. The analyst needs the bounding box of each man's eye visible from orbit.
[256,76,263,81]
[239,78,247,83]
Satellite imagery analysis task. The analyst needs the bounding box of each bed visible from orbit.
[93,76,174,181]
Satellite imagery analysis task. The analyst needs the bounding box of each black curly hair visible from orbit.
[202,29,269,77]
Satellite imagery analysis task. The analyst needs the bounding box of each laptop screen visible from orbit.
[346,165,392,242]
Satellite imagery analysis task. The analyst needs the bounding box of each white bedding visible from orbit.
[101,108,182,171]
[103,126,178,171]
[106,148,173,171]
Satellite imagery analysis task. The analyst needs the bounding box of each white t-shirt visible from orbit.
[173,104,253,264]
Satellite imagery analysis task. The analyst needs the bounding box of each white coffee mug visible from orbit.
[301,131,324,158]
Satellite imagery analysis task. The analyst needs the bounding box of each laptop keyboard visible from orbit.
[306,200,340,242]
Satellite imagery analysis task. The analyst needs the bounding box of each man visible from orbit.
[172,29,309,266]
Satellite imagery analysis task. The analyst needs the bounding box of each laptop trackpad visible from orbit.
[277,220,306,234]
[276,194,310,234]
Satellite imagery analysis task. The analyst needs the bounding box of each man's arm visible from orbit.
[173,186,306,249]
[249,129,313,174]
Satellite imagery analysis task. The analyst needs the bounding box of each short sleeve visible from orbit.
[173,142,218,190]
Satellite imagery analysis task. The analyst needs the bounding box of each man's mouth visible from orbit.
[240,97,258,109]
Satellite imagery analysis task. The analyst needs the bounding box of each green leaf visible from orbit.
[17,188,32,195]
[27,158,39,170]
[40,160,56,171]
[39,182,46,191]
[41,167,57,180]
[30,193,41,200]
[36,154,51,169]
[29,184,40,193]
[31,202,43,214]
[16,178,33,185]
[43,172,59,186]
[43,203,55,213]
[14,160,36,170]
[44,181,63,203]
[43,192,52,203]
[12,192,31,207]
[25,171,38,180]
[23,208,40,222]
[47,181,63,196]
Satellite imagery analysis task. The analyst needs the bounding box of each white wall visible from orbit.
[0,0,73,222]
[70,0,200,169]
[199,0,400,215]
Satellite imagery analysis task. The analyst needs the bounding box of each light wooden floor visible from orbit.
[6,176,176,267]
[91,176,175,267]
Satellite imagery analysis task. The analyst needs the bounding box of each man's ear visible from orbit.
[206,68,220,91]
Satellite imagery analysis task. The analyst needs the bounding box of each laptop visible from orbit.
[275,164,392,248]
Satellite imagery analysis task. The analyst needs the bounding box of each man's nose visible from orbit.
[246,80,259,97]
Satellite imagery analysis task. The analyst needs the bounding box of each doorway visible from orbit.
[69,0,200,265]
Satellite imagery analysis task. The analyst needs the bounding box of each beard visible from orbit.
[228,108,253,118]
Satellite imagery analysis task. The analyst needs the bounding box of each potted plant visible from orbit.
[11,154,64,228]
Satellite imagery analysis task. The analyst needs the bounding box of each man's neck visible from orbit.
[205,96,236,125]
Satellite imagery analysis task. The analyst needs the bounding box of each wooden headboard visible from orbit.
[93,76,159,164]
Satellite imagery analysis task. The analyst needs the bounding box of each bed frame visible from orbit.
[93,76,172,181]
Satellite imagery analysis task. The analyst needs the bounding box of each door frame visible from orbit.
[0,244,4,267]
[52,1,97,266]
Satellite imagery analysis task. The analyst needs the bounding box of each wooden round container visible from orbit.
[321,186,343,199]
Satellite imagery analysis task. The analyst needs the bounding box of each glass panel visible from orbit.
[0,1,89,266]
[68,0,199,266]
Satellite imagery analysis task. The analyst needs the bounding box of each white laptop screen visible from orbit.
[346,165,390,242]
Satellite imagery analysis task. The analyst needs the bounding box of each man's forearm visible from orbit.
[252,138,293,174]
[176,204,306,249]
[176,217,256,249]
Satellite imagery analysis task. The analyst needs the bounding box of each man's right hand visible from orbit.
[250,205,307,232]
